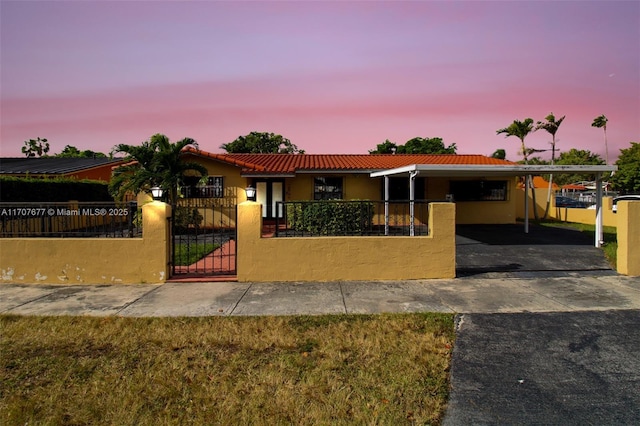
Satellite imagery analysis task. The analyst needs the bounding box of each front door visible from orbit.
[256,180,284,219]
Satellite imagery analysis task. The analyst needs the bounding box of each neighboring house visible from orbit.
[0,157,126,182]
[180,148,521,224]
[519,176,560,190]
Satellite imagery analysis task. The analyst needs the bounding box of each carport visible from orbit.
[371,164,617,247]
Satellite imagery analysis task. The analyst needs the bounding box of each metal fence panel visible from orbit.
[0,202,140,238]
[274,200,432,237]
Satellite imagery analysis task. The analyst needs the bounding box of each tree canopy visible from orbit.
[21,137,49,157]
[369,137,456,154]
[54,145,107,158]
[553,149,605,186]
[109,134,208,204]
[220,132,304,154]
[610,142,640,194]
[491,149,506,160]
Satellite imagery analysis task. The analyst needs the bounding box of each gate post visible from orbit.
[617,201,640,276]
[236,201,262,281]
[142,201,172,282]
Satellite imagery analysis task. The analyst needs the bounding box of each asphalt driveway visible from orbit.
[444,310,640,425]
[456,224,615,278]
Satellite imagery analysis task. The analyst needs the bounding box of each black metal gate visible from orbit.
[170,199,237,279]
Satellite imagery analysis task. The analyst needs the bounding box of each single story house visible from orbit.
[181,147,522,225]
[180,148,617,245]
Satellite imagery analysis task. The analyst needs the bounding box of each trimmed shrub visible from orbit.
[286,200,374,235]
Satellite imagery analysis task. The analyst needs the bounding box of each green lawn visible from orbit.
[173,242,219,266]
[1,314,455,425]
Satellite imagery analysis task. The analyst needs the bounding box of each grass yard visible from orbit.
[1,313,455,425]
[173,242,219,266]
[541,221,617,266]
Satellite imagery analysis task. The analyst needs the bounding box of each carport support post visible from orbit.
[523,175,530,233]
[409,171,418,236]
[384,175,389,236]
[595,172,603,247]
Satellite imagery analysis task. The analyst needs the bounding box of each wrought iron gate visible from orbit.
[170,200,237,278]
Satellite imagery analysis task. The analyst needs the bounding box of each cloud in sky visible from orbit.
[1,1,638,161]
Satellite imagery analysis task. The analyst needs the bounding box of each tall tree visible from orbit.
[535,113,566,218]
[21,137,49,157]
[497,118,535,164]
[497,118,538,219]
[221,132,304,154]
[109,134,208,205]
[591,114,609,164]
[369,137,456,154]
[553,148,605,186]
[610,142,640,194]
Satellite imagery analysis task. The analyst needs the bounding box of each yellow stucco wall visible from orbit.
[517,189,618,227]
[237,201,456,281]
[181,154,248,203]
[0,202,170,284]
[447,177,518,224]
[617,201,640,276]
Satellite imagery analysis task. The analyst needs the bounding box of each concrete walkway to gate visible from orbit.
[173,239,236,276]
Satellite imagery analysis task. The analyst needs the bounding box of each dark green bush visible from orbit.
[0,177,113,202]
[172,206,204,234]
[286,200,374,235]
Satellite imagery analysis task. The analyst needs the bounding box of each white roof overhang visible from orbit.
[370,164,617,178]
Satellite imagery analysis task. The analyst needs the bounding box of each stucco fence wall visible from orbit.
[3,200,639,283]
[516,188,618,227]
[1,202,171,284]
[237,201,456,281]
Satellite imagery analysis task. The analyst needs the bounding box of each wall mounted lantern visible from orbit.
[150,186,164,201]
[245,186,256,201]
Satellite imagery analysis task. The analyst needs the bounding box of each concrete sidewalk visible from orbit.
[1,274,639,316]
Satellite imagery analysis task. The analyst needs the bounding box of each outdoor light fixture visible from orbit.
[150,186,164,201]
[245,186,256,201]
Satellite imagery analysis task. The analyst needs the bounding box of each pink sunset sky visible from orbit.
[1,1,638,162]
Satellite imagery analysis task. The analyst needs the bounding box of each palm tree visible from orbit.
[497,118,535,164]
[535,113,566,218]
[497,118,539,220]
[109,134,208,205]
[591,114,609,164]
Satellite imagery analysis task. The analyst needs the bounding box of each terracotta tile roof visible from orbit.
[517,176,560,189]
[183,147,517,175]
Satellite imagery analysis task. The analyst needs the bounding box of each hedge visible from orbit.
[0,177,113,202]
[286,200,374,235]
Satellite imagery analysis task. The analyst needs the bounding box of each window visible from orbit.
[381,177,426,200]
[449,180,508,201]
[314,177,343,200]
[181,176,224,198]
[204,176,224,198]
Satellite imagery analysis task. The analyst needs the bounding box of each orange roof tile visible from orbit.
[182,147,517,175]
[517,176,560,189]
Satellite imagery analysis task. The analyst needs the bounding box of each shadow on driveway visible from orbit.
[456,224,615,278]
